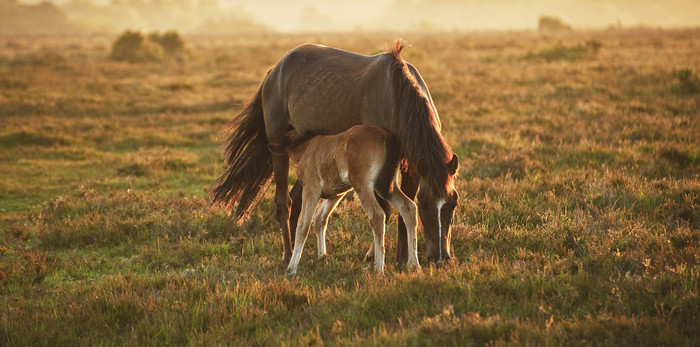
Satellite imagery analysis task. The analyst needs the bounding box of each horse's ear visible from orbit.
[447,154,459,175]
[417,158,428,177]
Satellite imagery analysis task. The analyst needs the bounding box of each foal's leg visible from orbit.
[363,240,375,262]
[396,171,419,264]
[385,186,420,270]
[363,195,390,262]
[312,193,344,258]
[354,188,387,274]
[289,180,303,245]
[287,189,321,275]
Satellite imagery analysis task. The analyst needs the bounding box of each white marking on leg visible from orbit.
[436,199,445,260]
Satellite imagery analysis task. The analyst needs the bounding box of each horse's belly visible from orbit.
[291,109,362,135]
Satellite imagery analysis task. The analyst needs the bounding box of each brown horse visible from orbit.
[211,40,458,264]
[284,125,420,275]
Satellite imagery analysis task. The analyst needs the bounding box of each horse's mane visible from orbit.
[386,39,409,60]
[386,40,453,194]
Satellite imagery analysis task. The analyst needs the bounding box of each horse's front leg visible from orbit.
[270,151,293,263]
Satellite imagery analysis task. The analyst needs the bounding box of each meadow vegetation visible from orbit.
[0,29,698,345]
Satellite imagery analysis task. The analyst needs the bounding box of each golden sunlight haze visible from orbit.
[6,0,700,34]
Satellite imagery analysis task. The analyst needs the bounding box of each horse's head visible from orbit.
[416,153,459,262]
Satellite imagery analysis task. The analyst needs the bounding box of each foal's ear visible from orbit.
[447,154,459,175]
[284,129,298,142]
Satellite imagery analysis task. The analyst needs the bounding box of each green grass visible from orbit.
[1,29,699,345]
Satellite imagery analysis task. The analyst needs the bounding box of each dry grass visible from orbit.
[0,29,699,345]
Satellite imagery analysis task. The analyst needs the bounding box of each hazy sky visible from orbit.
[17,0,700,32]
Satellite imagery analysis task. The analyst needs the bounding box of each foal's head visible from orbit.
[415,153,459,262]
[281,129,314,164]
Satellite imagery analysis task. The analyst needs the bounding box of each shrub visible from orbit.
[149,31,187,61]
[110,30,163,63]
[538,15,572,32]
[671,68,700,95]
[110,30,187,63]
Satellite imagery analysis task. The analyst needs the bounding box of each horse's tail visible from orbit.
[210,77,272,222]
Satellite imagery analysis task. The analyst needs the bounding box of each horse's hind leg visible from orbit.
[263,83,294,263]
[312,193,344,258]
[270,151,293,263]
[355,188,387,274]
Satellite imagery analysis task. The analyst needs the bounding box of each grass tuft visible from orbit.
[671,68,700,95]
[525,39,602,62]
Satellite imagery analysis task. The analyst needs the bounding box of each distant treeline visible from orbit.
[0,0,77,35]
[0,0,270,35]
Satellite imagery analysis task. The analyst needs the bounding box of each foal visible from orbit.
[284,125,420,275]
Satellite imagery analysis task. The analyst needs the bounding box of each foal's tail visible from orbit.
[210,78,272,222]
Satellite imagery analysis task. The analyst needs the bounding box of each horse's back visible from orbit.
[263,45,395,138]
[284,43,378,66]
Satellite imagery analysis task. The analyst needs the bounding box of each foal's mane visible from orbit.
[386,40,453,193]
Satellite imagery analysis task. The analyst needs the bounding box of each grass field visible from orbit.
[1,29,699,345]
